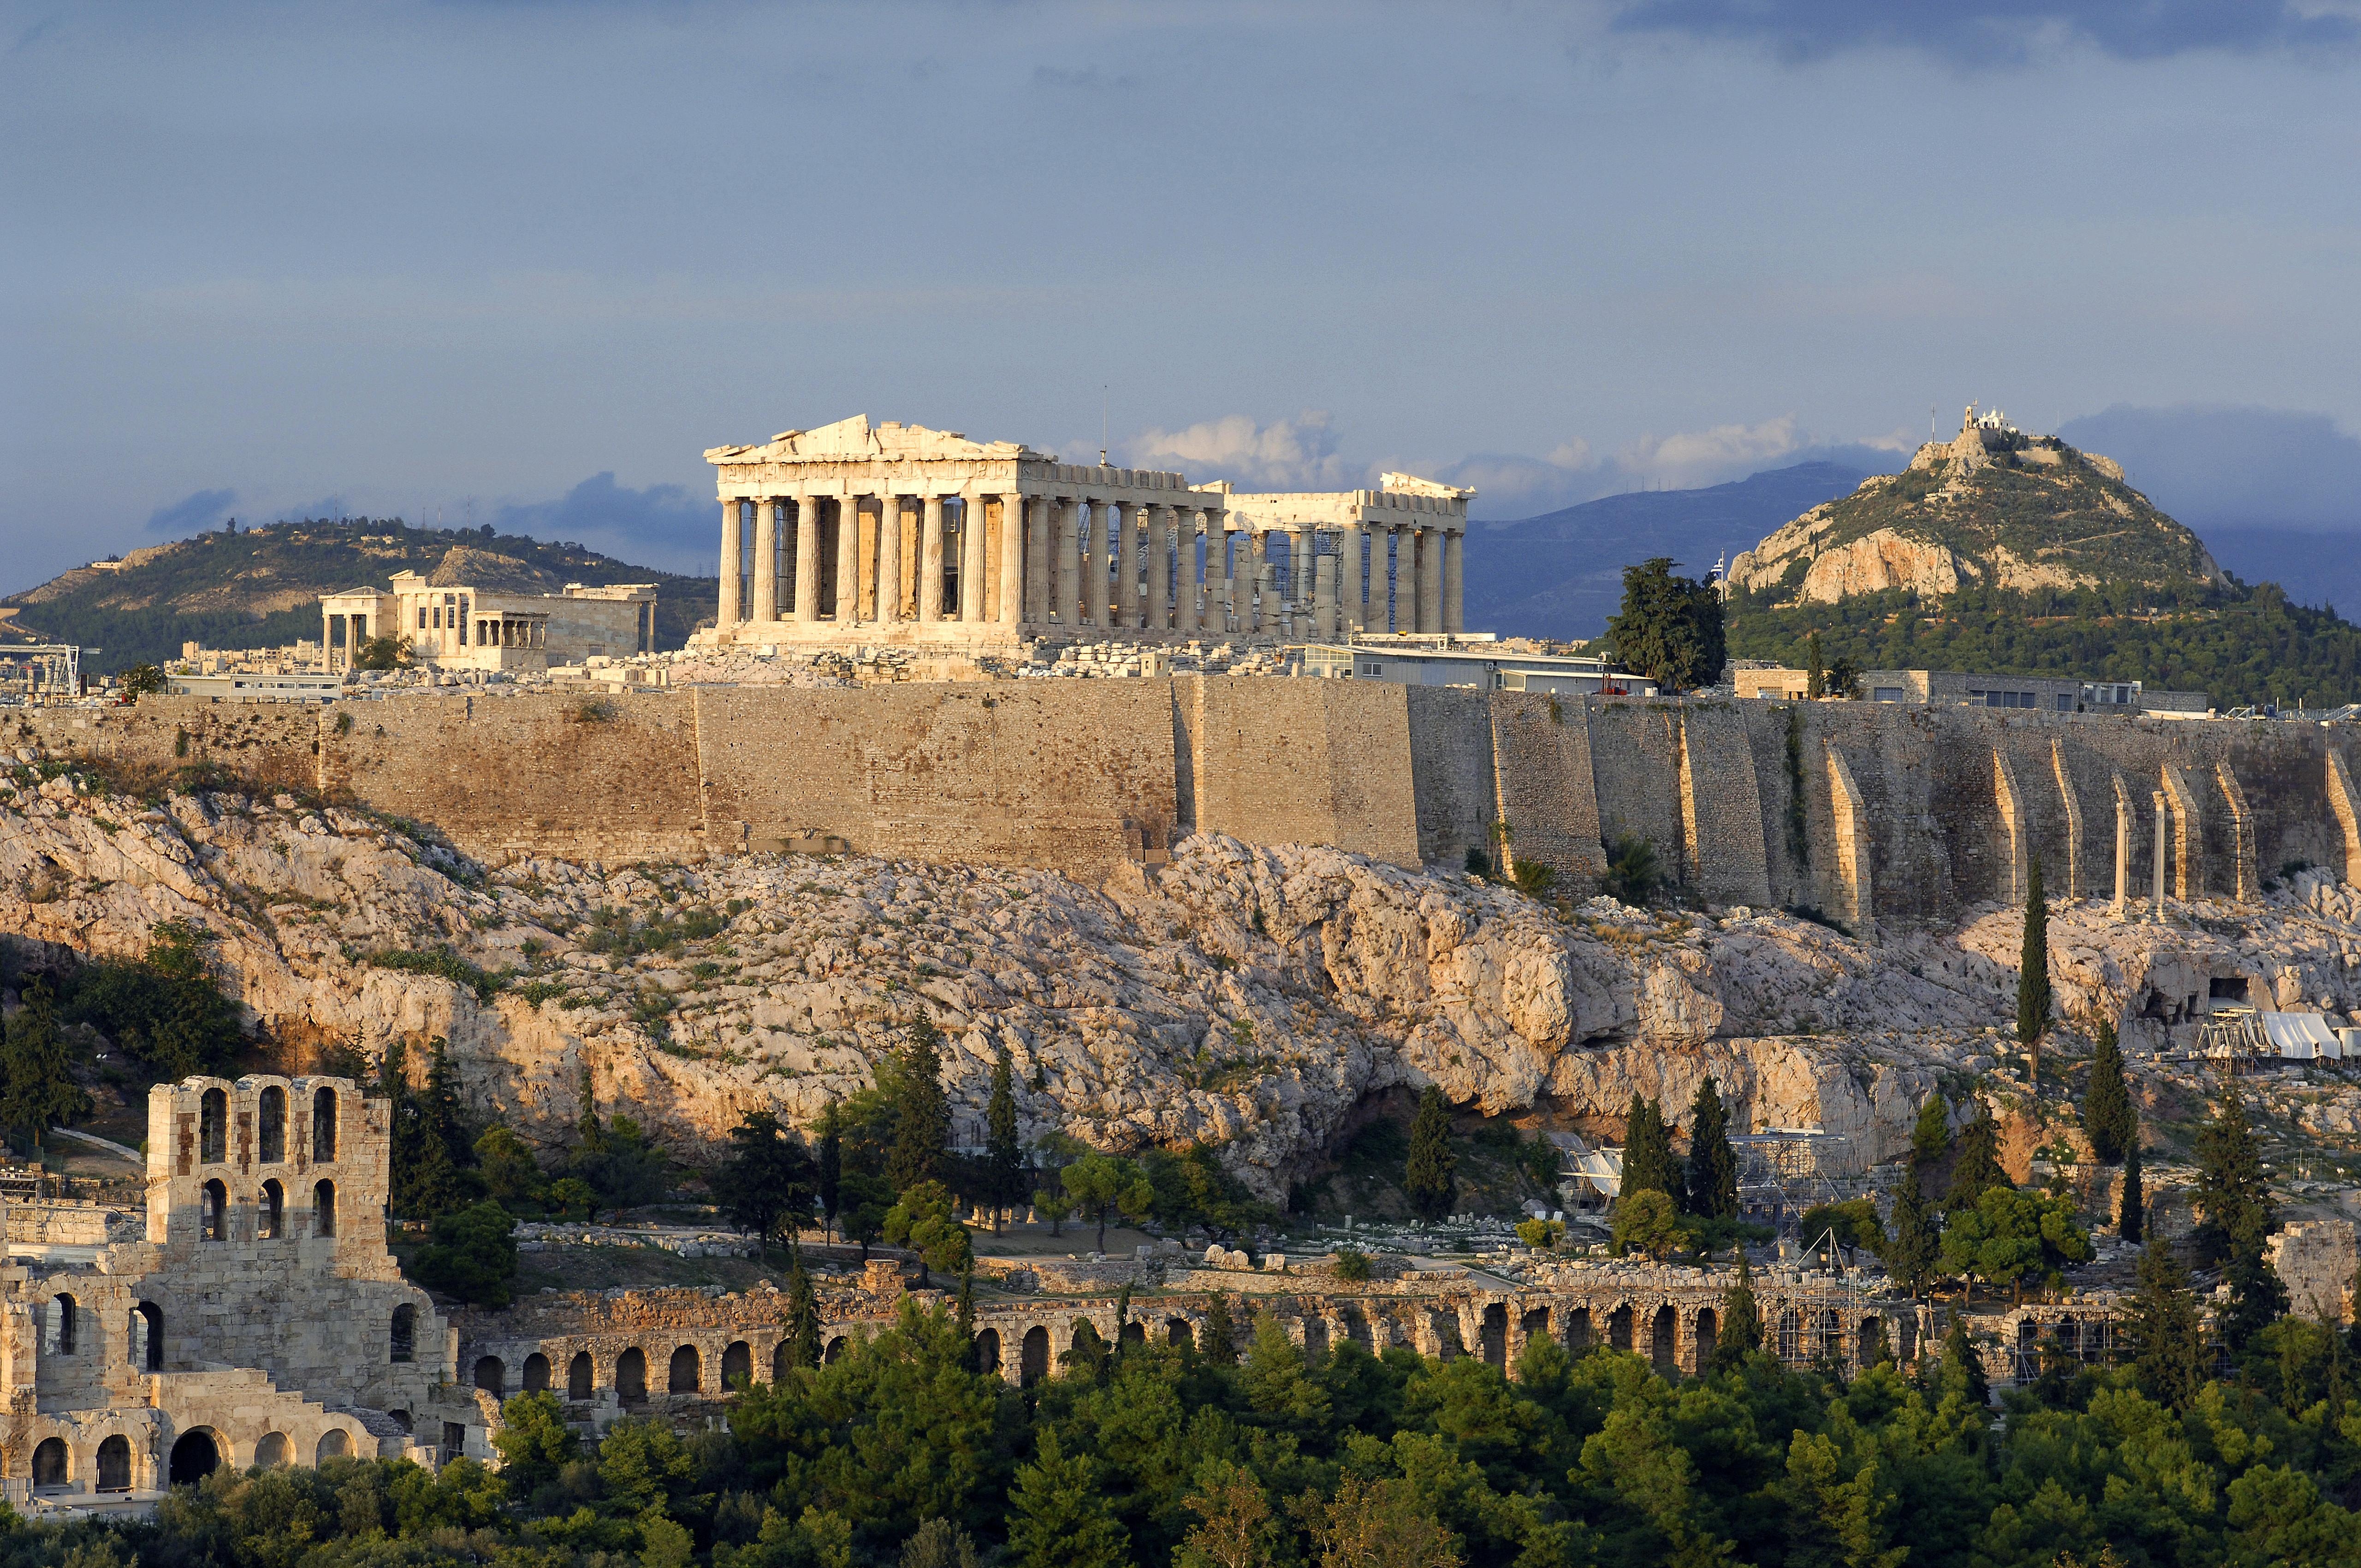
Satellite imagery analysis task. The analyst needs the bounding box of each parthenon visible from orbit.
[696,415,1471,648]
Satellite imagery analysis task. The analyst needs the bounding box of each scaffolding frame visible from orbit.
[0,645,79,700]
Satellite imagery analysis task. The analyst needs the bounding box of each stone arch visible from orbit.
[1649,1305,1678,1375]
[1694,1308,1718,1373]
[388,1409,412,1435]
[200,1088,228,1164]
[1897,1314,1918,1365]
[1566,1305,1593,1352]
[474,1355,505,1396]
[771,1342,791,1384]
[255,1432,291,1469]
[1818,1309,1842,1362]
[1608,1303,1633,1353]
[1344,1306,1375,1351]
[1119,1320,1145,1348]
[1480,1303,1509,1369]
[391,1305,415,1363]
[134,1301,164,1371]
[722,1341,752,1388]
[976,1327,1002,1374]
[823,1337,847,1365]
[314,1087,339,1161]
[1857,1316,1886,1367]
[616,1347,647,1402]
[313,1178,337,1237]
[261,1179,285,1240]
[96,1435,132,1492]
[259,1085,287,1163]
[32,1438,68,1491]
[170,1429,220,1486]
[1303,1318,1329,1359]
[316,1428,350,1464]
[1020,1325,1050,1386]
[1520,1305,1550,1351]
[524,1353,552,1392]
[669,1344,702,1394]
[568,1351,593,1400]
[1166,1316,1193,1347]
[202,1179,228,1241]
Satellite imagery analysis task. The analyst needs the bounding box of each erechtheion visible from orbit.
[696,415,1471,649]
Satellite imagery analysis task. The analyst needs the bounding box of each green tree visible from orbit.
[885,1012,950,1194]
[2193,1080,2273,1268]
[572,1108,668,1219]
[983,1046,1023,1234]
[1684,1077,1738,1219]
[1404,1086,1459,1223]
[1061,1153,1154,1254]
[350,633,413,671]
[2123,1237,2207,1409]
[1613,1188,1680,1260]
[1606,556,1726,693]
[1910,1094,1952,1169]
[1945,1098,2009,1213]
[1714,1254,1763,1370]
[2080,1020,2136,1164]
[817,1099,842,1242]
[1941,1315,1989,1407]
[714,1109,816,1261]
[491,1390,580,1497]
[409,1200,519,1308]
[837,1172,896,1259]
[118,663,167,697]
[900,1519,980,1568]
[62,922,244,1081]
[1937,1186,2091,1304]
[783,1249,821,1370]
[1200,1293,1239,1365]
[388,1038,481,1221]
[1006,1431,1128,1568]
[0,978,92,1156]
[883,1178,973,1282]
[474,1124,544,1210]
[2119,1136,2145,1243]
[1883,1163,1940,1297]
[1800,1197,1886,1266]
[1619,1093,1677,1207]
[2017,857,2051,1087]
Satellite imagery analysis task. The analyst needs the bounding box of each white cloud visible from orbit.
[1616,416,1804,489]
[1125,411,1358,491]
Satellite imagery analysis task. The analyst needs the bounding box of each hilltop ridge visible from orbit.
[2,518,714,669]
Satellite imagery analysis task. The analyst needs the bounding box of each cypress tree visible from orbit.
[1404,1086,1458,1223]
[817,1100,842,1243]
[1945,1098,2009,1213]
[1910,1094,1952,1170]
[0,979,91,1158]
[2082,1020,2135,1164]
[956,1263,976,1357]
[2119,1131,2145,1243]
[784,1247,821,1369]
[2017,858,2051,1089]
[2193,1080,2272,1267]
[1942,1315,1989,1407]
[1685,1077,1739,1219]
[886,1012,951,1194]
[1620,1093,1676,1205]
[985,1045,1024,1234]
[1713,1254,1762,1370]
[1201,1293,1239,1366]
[2124,1237,2206,1409]
[1885,1162,1939,1298]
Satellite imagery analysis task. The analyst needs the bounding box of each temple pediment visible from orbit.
[706,414,1045,465]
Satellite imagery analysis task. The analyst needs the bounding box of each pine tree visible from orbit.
[1403,1086,1458,1223]
[1945,1098,2009,1213]
[2193,1080,2272,1268]
[1201,1293,1239,1366]
[1942,1315,1989,1407]
[817,1100,842,1244]
[784,1248,821,1369]
[1885,1162,1940,1297]
[1619,1093,1677,1206]
[2124,1237,2206,1408]
[956,1263,976,1360]
[2017,858,2051,1089]
[2119,1136,2145,1243]
[2082,1020,2136,1164]
[1713,1254,1762,1371]
[1685,1077,1739,1219]
[1007,1431,1129,1568]
[886,1013,951,1194]
[0,979,91,1158]
[1910,1094,1952,1169]
[985,1045,1024,1234]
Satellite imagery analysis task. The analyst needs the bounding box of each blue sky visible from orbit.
[5,0,2359,582]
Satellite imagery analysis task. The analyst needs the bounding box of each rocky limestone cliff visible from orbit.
[6,763,2358,1196]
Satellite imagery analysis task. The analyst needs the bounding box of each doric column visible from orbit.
[1289,529,1310,622]
[752,500,779,623]
[718,499,743,627]
[835,496,862,624]
[875,494,902,623]
[794,497,822,620]
[1024,492,1050,623]
[1146,505,1171,632]
[999,494,1026,627]
[1339,523,1364,634]
[1250,531,1271,634]
[959,493,987,621]
[1314,545,1337,640]
[1443,529,1464,634]
[1176,510,1204,634]
[919,496,945,622]
[1417,528,1443,632]
[1107,500,1132,627]
[1056,498,1081,626]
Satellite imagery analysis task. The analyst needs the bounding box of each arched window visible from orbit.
[200,1088,227,1163]
[32,1438,67,1490]
[568,1352,593,1401]
[259,1086,286,1163]
[96,1435,131,1492]
[46,1294,76,1355]
[475,1356,505,1395]
[255,1432,290,1469]
[313,1179,336,1238]
[721,1342,751,1388]
[313,1088,338,1161]
[523,1353,551,1392]
[133,1302,163,1371]
[169,1430,219,1487]
[668,1344,701,1393]
[771,1341,791,1384]
[260,1180,285,1240]
[390,1305,415,1364]
[976,1327,1002,1374]
[315,1429,350,1464]
[202,1179,228,1242]
[616,1348,647,1402]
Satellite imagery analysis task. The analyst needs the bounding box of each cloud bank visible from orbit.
[491,472,716,575]
[2057,405,2361,530]
[143,488,238,536]
[1125,412,1356,492]
[1611,0,2361,65]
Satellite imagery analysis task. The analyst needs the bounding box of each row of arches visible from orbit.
[477,1340,760,1403]
[195,1178,334,1242]
[40,1297,166,1373]
[196,1084,338,1167]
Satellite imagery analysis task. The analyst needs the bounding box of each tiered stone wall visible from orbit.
[1176,677,1420,868]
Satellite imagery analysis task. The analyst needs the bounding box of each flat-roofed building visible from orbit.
[1297,637,1658,695]
[1736,665,2207,716]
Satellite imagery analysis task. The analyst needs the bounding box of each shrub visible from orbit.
[1332,1248,1373,1281]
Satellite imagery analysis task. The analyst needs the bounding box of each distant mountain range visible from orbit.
[1462,462,1873,642]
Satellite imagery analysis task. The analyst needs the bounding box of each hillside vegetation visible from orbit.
[2,517,715,670]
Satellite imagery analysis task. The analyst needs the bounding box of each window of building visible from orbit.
[202,1179,228,1241]
[1872,687,1904,703]
[314,1088,337,1161]
[314,1179,336,1238]
[133,1302,163,1371]
[32,1438,67,1491]
[2056,693,2073,712]
[261,1179,285,1239]
[417,607,428,631]
[391,1305,415,1363]
[199,1088,227,1163]
[96,1435,131,1492]
[258,1086,285,1163]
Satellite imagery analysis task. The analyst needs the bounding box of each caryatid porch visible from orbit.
[697,416,1472,647]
